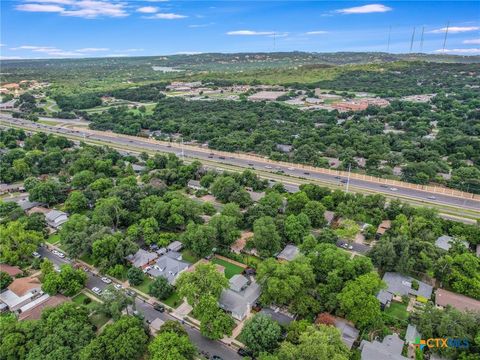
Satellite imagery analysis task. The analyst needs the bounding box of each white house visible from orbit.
[45,210,68,229]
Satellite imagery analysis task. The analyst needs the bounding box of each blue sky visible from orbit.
[1,1,479,59]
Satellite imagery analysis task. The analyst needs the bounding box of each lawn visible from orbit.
[212,258,244,279]
[134,277,154,294]
[181,249,199,264]
[163,291,182,308]
[46,234,60,244]
[384,302,409,321]
[90,312,110,330]
[79,253,95,265]
[72,293,98,311]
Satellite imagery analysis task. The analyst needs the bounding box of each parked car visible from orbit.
[427,195,436,200]
[211,356,223,360]
[153,303,165,312]
[114,284,123,290]
[265,165,272,169]
[244,268,256,276]
[303,172,310,175]
[390,187,398,191]
[92,287,102,295]
[237,348,253,357]
[125,289,136,297]
[32,252,41,258]
[101,277,112,284]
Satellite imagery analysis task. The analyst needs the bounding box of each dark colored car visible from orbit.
[237,348,254,357]
[211,356,223,360]
[153,303,165,312]
[303,172,310,175]
[244,268,256,276]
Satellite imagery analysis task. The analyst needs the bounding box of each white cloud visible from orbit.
[435,48,480,54]
[335,4,392,14]
[0,44,5,47]
[145,13,187,19]
[136,6,158,14]
[429,26,480,34]
[227,30,276,36]
[16,0,128,18]
[122,48,144,52]
[0,56,24,60]
[106,54,128,57]
[305,31,328,35]
[189,23,214,28]
[16,4,65,12]
[75,47,109,52]
[463,38,480,45]
[175,51,203,55]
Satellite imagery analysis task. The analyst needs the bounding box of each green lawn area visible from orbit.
[46,234,60,244]
[181,249,199,264]
[90,312,110,330]
[384,302,409,321]
[240,254,261,269]
[79,253,95,265]
[72,293,98,311]
[212,258,244,279]
[134,277,154,294]
[163,291,182,308]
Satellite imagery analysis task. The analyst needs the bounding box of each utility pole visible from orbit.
[181,138,184,160]
[346,163,352,193]
[409,27,416,53]
[442,21,450,53]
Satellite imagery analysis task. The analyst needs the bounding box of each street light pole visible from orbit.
[346,163,352,193]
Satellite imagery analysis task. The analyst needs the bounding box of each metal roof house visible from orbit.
[45,210,68,229]
[126,249,158,269]
[167,241,183,253]
[219,274,261,321]
[360,333,407,360]
[276,244,300,262]
[435,235,469,251]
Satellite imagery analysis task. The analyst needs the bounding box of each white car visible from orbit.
[101,277,112,284]
[389,187,398,191]
[287,167,295,171]
[32,252,41,258]
[114,284,123,290]
[265,165,272,169]
[92,287,102,295]
[427,195,436,200]
[57,252,65,258]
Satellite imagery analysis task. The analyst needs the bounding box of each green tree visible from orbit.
[149,328,196,360]
[240,314,282,354]
[64,190,88,213]
[180,223,216,258]
[210,214,240,248]
[97,286,133,320]
[42,262,87,296]
[337,272,384,329]
[0,221,43,266]
[148,276,174,300]
[195,295,235,340]
[127,267,144,286]
[302,201,327,228]
[92,196,126,229]
[79,316,148,360]
[176,263,228,307]
[0,271,13,290]
[253,216,282,257]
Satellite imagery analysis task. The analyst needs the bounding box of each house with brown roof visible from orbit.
[0,276,43,311]
[0,264,23,277]
[18,294,68,321]
[435,289,480,313]
[375,220,392,239]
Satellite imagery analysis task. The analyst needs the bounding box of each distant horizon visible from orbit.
[1,1,479,60]
[1,50,479,62]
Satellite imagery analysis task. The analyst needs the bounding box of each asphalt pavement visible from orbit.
[37,247,241,360]
[2,115,478,213]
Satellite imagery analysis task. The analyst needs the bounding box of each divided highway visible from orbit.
[1,114,479,213]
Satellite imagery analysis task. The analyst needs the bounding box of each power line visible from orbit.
[442,21,450,53]
[420,26,425,53]
[387,26,391,52]
[409,27,416,53]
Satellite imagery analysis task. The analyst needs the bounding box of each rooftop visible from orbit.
[277,244,300,262]
[435,288,480,313]
[167,241,183,252]
[435,235,469,251]
[379,272,433,301]
[0,264,23,277]
[126,249,158,268]
[360,333,407,360]
[147,255,190,284]
[229,274,249,293]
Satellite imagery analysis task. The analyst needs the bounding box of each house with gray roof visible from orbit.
[219,275,261,321]
[146,255,190,285]
[360,333,407,360]
[276,244,300,262]
[334,317,360,350]
[45,210,68,229]
[377,272,433,308]
[167,241,183,252]
[187,180,203,191]
[435,235,469,251]
[405,324,420,345]
[126,249,158,269]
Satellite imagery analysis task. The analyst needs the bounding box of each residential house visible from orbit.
[375,220,392,239]
[248,91,286,101]
[377,272,433,309]
[187,180,203,191]
[359,333,407,360]
[276,244,300,262]
[435,235,469,251]
[126,249,158,269]
[0,264,23,277]
[18,294,68,321]
[131,164,146,173]
[12,199,42,212]
[146,255,190,285]
[247,190,265,203]
[435,288,480,313]
[276,144,293,153]
[0,183,25,195]
[259,308,295,326]
[219,274,261,321]
[167,241,183,252]
[0,276,43,312]
[324,210,336,226]
[45,210,68,229]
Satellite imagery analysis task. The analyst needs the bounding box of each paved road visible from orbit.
[1,115,478,213]
[37,247,241,360]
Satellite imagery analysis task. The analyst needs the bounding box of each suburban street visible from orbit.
[37,247,242,360]
[1,114,478,214]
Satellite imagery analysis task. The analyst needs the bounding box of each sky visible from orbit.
[1,1,479,59]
